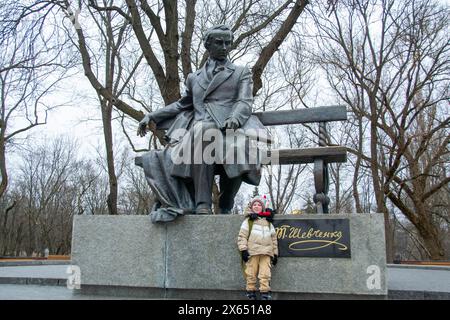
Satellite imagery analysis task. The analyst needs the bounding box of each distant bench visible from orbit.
[136,105,347,213]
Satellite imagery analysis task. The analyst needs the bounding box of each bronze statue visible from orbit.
[137,25,269,222]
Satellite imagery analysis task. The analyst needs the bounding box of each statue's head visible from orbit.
[203,25,233,61]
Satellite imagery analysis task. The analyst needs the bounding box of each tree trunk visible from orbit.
[101,99,118,215]
[416,206,446,260]
[422,233,445,261]
[352,116,363,213]
[0,140,8,198]
[368,94,394,263]
[161,0,181,104]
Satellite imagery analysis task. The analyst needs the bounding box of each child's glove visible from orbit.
[265,208,276,223]
[241,250,250,262]
[271,254,278,266]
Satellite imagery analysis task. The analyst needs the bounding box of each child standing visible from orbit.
[237,196,278,300]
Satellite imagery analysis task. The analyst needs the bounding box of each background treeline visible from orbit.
[0,137,154,256]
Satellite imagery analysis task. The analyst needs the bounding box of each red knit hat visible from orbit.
[250,196,266,210]
[249,195,272,217]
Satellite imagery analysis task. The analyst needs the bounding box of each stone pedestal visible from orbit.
[71,214,387,299]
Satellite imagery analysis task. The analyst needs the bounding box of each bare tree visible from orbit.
[119,149,155,215]
[41,0,312,121]
[0,136,124,256]
[0,137,80,256]
[265,125,309,214]
[312,0,450,260]
[0,1,74,198]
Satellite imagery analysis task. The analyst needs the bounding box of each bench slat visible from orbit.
[265,146,347,165]
[254,105,347,126]
[156,105,347,130]
[135,146,347,167]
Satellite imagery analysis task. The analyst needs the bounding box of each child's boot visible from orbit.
[246,291,257,300]
[260,291,272,300]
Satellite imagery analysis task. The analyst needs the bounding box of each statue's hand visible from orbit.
[223,117,240,130]
[137,113,153,137]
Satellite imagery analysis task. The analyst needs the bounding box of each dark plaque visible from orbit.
[273,219,351,258]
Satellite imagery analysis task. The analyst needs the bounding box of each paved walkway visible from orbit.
[387,265,450,293]
[0,264,449,299]
[0,284,141,300]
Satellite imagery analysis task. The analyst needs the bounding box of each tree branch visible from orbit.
[252,0,309,96]
[422,177,450,202]
[181,0,197,78]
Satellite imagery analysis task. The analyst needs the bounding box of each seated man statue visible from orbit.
[137,24,269,222]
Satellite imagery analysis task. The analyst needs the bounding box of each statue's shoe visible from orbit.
[195,208,212,215]
[218,208,231,214]
[195,204,212,215]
